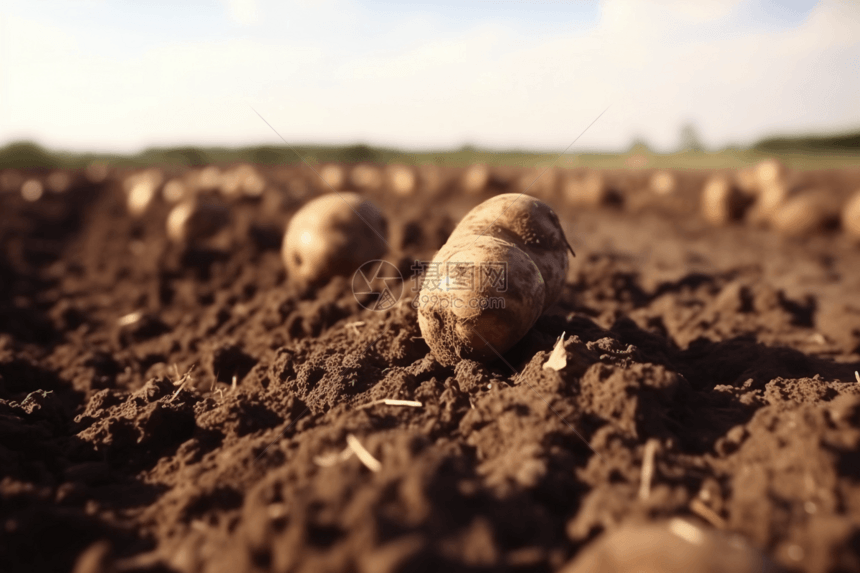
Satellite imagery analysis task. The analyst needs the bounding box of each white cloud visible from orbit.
[223,0,259,26]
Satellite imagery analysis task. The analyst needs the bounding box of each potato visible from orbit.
[754,158,785,188]
[162,179,189,203]
[445,193,573,306]
[282,192,388,287]
[195,166,222,191]
[460,164,491,194]
[416,194,573,365]
[561,519,777,573]
[842,190,860,240]
[166,198,230,244]
[46,171,72,194]
[21,179,44,202]
[700,175,748,226]
[562,171,611,207]
[770,188,840,237]
[319,164,345,190]
[219,164,266,199]
[746,178,791,226]
[124,168,164,217]
[417,235,546,365]
[350,163,383,192]
[649,170,676,196]
[385,164,417,196]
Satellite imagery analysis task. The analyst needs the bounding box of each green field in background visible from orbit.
[1,137,859,171]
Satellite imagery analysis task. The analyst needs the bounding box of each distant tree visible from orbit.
[0,141,60,169]
[250,146,286,165]
[679,123,704,152]
[164,147,209,166]
[628,136,651,154]
[341,144,379,163]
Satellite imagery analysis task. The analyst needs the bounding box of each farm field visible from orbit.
[2,159,860,573]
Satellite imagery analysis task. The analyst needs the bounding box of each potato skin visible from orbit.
[416,194,572,365]
[562,520,775,573]
[701,175,749,227]
[166,199,230,244]
[444,193,571,309]
[416,235,546,365]
[770,189,840,237]
[282,192,387,287]
[843,190,860,240]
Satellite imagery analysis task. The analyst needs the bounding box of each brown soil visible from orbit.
[1,164,860,573]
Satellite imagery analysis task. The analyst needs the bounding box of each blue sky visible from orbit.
[1,0,857,153]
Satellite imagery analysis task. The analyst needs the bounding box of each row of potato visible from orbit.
[2,159,859,243]
[699,160,860,238]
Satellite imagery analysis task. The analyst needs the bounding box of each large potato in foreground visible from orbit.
[416,194,572,365]
[416,236,546,365]
[282,192,387,287]
[445,193,573,308]
[561,519,780,573]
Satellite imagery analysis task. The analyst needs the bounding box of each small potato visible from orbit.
[282,192,388,287]
[350,163,383,192]
[319,164,346,190]
[21,179,44,202]
[219,164,266,199]
[162,179,189,203]
[124,168,164,217]
[385,164,417,196]
[166,199,231,244]
[195,166,222,191]
[46,171,72,194]
[770,189,840,237]
[842,190,860,240]
[561,519,778,573]
[746,179,791,226]
[562,171,610,207]
[460,164,491,194]
[417,194,573,365]
[700,175,748,226]
[85,161,109,184]
[754,158,785,188]
[649,170,676,196]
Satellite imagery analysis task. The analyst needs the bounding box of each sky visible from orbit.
[0,0,858,153]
